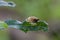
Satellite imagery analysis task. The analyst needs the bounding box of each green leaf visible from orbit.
[36,21,48,31]
[22,21,31,27]
[0,21,8,30]
[4,19,48,33]
[5,20,22,29]
[20,28,28,33]
[5,20,21,25]
[19,20,48,32]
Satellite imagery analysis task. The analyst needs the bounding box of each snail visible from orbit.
[26,16,39,23]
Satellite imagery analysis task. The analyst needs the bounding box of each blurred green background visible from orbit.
[0,0,60,40]
[5,0,60,20]
[5,0,53,20]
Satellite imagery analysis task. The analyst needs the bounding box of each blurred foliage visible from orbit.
[0,21,8,30]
